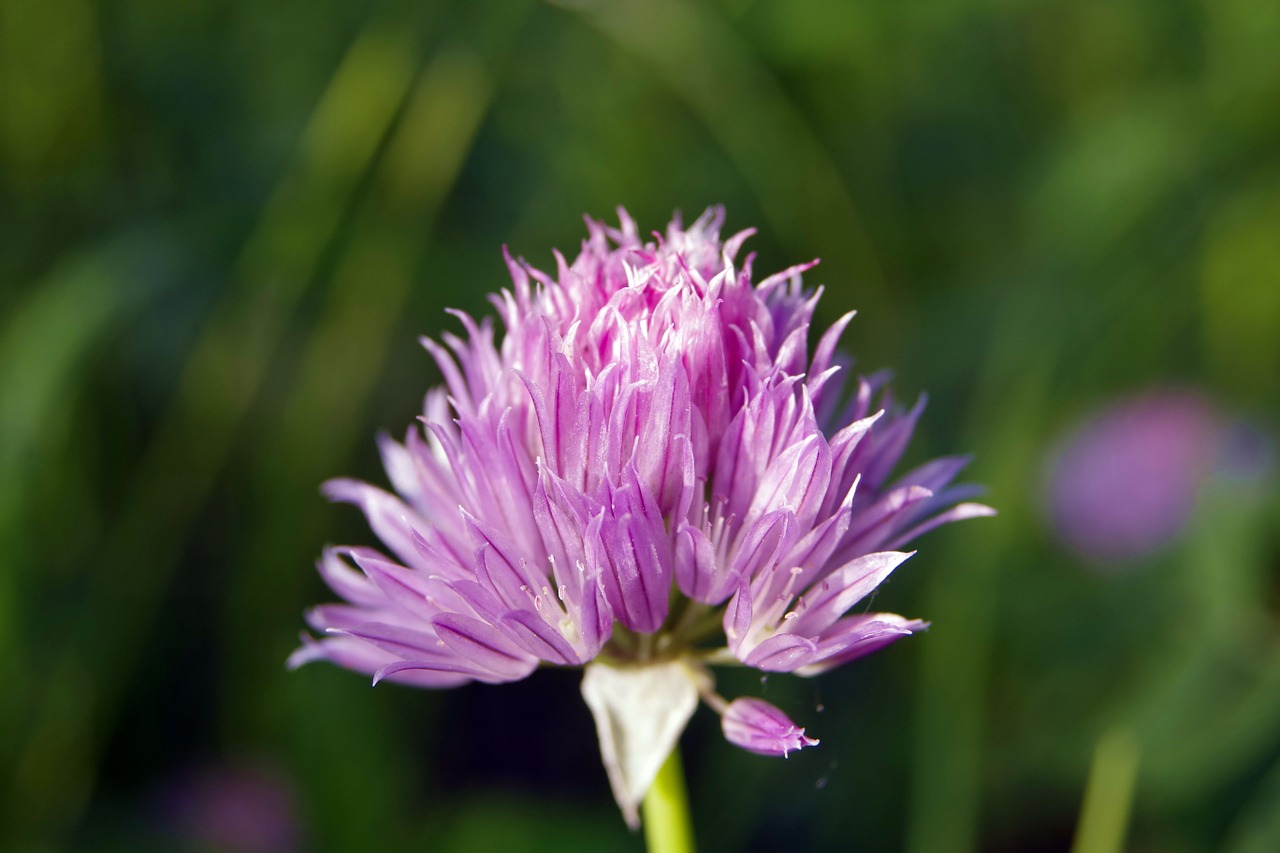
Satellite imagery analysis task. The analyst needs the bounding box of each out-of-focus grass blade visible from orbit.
[6,15,422,846]
[0,245,146,524]
[1111,482,1280,808]
[1123,644,1280,809]
[0,236,157,844]
[91,10,420,659]
[0,243,146,659]
[0,0,104,188]
[557,0,890,341]
[220,3,534,845]
[908,288,1059,853]
[1030,99,1197,259]
[1069,728,1139,853]
[1199,183,1280,404]
[1223,754,1280,853]
[221,39,503,850]
[260,44,493,504]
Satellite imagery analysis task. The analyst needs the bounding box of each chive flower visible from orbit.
[1045,390,1223,563]
[291,209,992,825]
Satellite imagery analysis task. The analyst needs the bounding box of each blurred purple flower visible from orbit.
[1045,390,1223,562]
[159,761,300,853]
[292,208,991,823]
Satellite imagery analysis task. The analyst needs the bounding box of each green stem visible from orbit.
[643,745,696,853]
[1070,728,1140,853]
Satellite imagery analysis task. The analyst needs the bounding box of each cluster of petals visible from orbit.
[292,208,992,760]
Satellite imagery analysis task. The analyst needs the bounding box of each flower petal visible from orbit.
[785,551,914,637]
[741,633,819,672]
[430,613,538,682]
[586,473,671,632]
[322,479,430,570]
[798,613,928,675]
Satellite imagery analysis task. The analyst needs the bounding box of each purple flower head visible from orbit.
[292,208,992,825]
[157,761,300,853]
[1045,390,1223,563]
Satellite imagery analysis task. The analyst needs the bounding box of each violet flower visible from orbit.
[1045,390,1222,563]
[292,208,992,825]
[158,761,300,853]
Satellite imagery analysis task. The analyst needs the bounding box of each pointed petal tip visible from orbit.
[319,477,359,503]
[285,634,324,671]
[964,502,999,518]
[370,662,400,687]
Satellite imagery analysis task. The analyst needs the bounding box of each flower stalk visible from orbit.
[643,746,695,853]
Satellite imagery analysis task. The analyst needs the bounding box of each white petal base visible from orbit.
[581,659,706,828]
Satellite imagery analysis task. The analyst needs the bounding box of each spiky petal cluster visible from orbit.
[292,208,991,776]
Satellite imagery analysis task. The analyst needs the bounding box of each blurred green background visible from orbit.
[2,0,1278,850]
